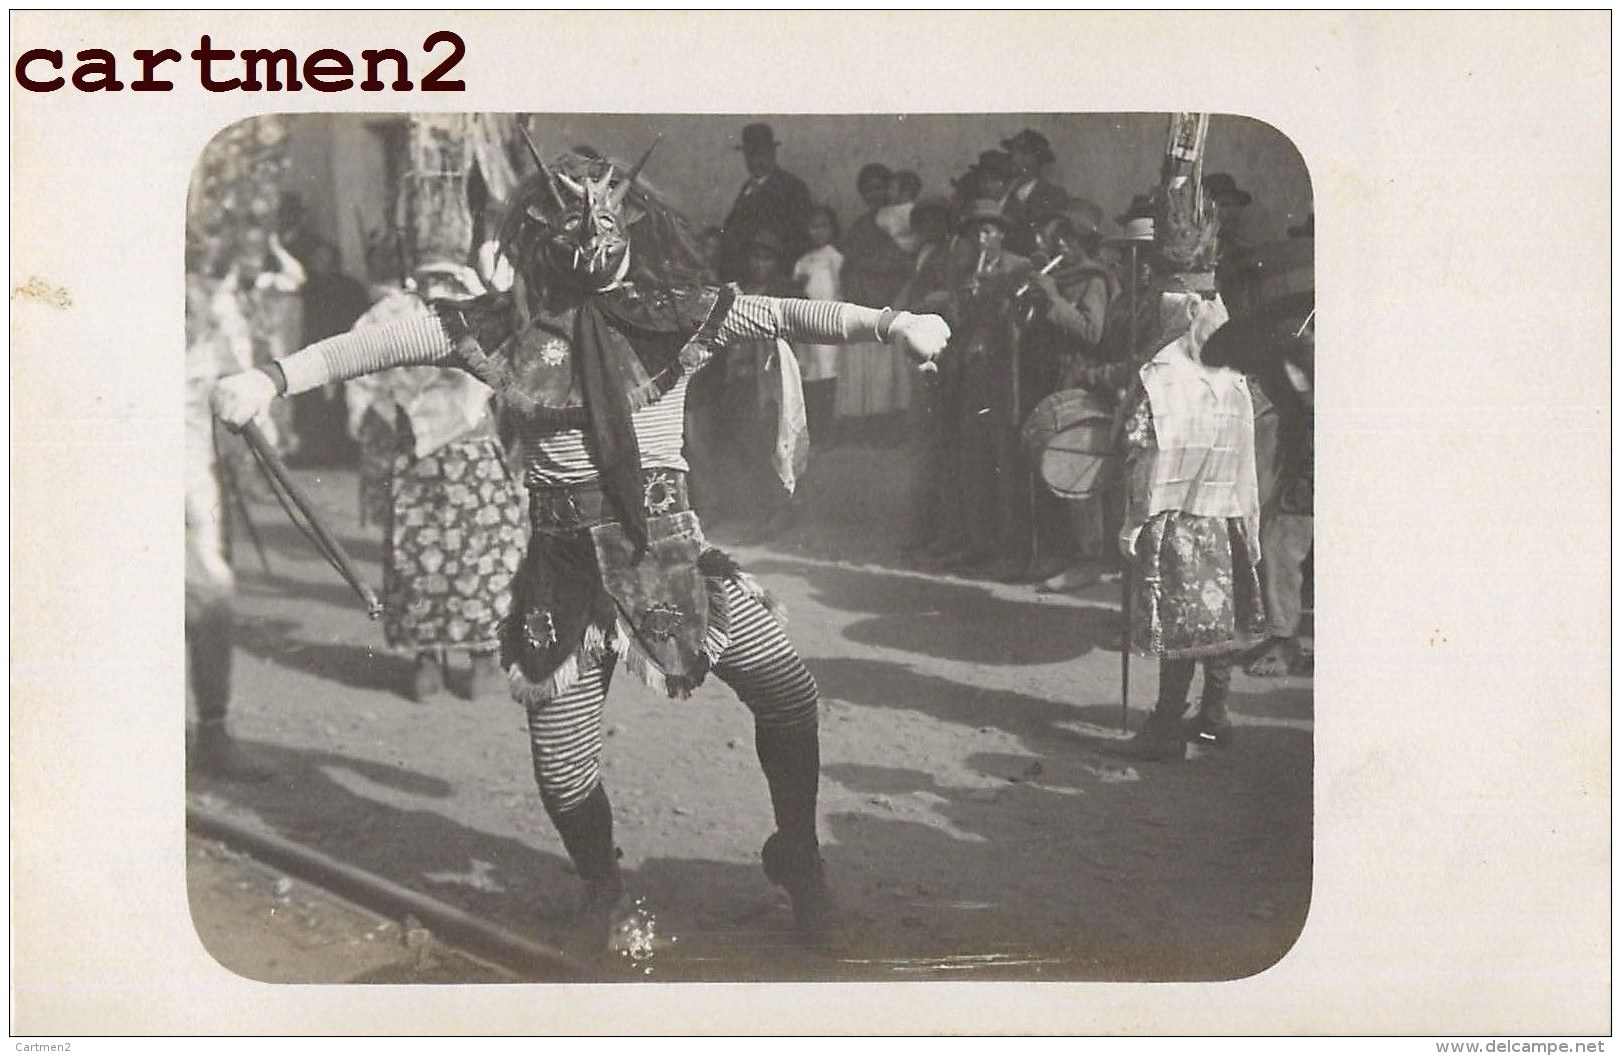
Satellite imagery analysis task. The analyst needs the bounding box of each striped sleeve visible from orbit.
[715,294,886,347]
[278,316,455,395]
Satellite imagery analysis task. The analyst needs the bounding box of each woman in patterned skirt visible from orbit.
[345,263,527,700]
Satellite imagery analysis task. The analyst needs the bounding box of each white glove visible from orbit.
[211,369,278,430]
[890,311,951,364]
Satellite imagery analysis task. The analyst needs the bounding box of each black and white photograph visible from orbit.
[10,9,1609,1039]
[184,110,1314,984]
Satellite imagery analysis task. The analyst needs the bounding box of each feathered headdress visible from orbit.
[1154,179,1221,288]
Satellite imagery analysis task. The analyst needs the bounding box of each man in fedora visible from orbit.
[719,122,814,284]
[1000,129,1071,255]
[1202,171,1254,261]
[932,198,1036,579]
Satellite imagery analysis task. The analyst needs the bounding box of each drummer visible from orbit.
[1020,199,1122,593]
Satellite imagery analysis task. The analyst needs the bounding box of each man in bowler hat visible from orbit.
[719,122,814,284]
[1000,129,1071,253]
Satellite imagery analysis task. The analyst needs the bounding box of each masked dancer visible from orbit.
[213,144,949,948]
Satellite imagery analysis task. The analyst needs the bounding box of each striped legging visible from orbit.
[525,578,819,814]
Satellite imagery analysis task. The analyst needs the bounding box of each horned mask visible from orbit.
[512,131,659,292]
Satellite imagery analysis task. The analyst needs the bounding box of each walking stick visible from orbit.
[1120,556,1132,732]
[239,419,383,620]
[1119,240,1142,732]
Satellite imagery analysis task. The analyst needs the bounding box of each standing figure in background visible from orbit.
[973,150,1015,205]
[896,198,964,557]
[344,262,529,702]
[718,122,813,284]
[876,170,923,255]
[1203,172,1255,265]
[294,239,372,465]
[791,205,845,452]
[211,226,307,455]
[999,129,1070,255]
[939,199,1031,577]
[185,263,270,782]
[725,229,804,542]
[1198,295,1315,679]
[837,163,915,429]
[1022,200,1123,592]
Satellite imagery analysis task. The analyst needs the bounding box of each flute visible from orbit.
[1012,252,1066,299]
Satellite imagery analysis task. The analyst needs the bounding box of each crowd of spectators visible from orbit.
[191,119,1315,681]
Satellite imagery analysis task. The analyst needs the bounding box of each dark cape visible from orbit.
[434,281,735,553]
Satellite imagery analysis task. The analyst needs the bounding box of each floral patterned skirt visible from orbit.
[1130,510,1266,659]
[382,435,527,654]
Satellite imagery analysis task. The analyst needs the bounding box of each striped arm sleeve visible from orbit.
[277,316,455,395]
[716,294,887,347]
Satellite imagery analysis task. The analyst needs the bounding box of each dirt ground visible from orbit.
[187,832,519,984]
[189,442,1313,984]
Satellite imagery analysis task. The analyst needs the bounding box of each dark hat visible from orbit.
[1041,195,1104,236]
[742,227,785,256]
[1110,193,1157,243]
[1001,128,1056,166]
[959,198,1013,233]
[975,150,1014,180]
[857,162,894,187]
[1203,172,1253,207]
[1115,192,1156,225]
[737,122,780,152]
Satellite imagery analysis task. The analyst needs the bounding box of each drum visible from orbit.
[1020,388,1120,499]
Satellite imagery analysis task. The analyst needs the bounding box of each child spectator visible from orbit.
[877,170,923,254]
[791,205,844,447]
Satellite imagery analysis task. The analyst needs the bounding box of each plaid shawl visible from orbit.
[1132,294,1260,552]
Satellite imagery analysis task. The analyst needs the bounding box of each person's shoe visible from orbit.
[466,653,503,700]
[1243,638,1297,678]
[410,655,443,701]
[1184,713,1236,748]
[1037,563,1104,594]
[577,873,628,948]
[578,874,663,963]
[189,722,272,782]
[1111,712,1188,762]
[761,832,840,940]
